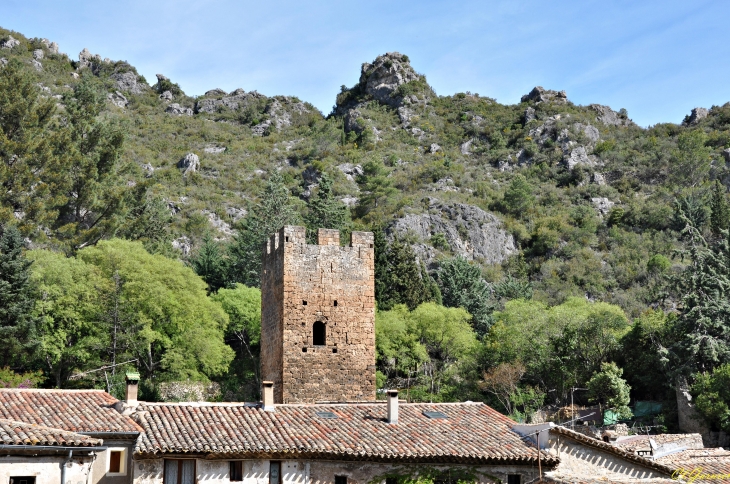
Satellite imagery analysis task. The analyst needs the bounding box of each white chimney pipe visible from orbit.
[387,390,398,424]
[262,381,275,412]
[125,372,140,404]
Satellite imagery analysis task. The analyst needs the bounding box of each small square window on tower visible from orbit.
[335,476,348,484]
[507,475,521,484]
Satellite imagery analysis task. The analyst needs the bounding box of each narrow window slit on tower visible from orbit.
[334,300,338,307]
[332,348,338,354]
[313,321,326,346]
[285,236,289,242]
[302,347,307,353]
[302,300,307,305]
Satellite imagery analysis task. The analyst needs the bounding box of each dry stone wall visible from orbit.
[261,226,376,404]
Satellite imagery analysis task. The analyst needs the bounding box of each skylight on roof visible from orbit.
[315,411,338,419]
[423,411,448,419]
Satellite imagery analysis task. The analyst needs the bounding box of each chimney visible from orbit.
[262,381,275,412]
[125,371,140,404]
[387,390,399,424]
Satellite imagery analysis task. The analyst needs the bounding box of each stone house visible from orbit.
[0,388,141,484]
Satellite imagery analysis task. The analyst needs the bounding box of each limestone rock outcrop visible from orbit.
[40,39,58,54]
[107,91,128,108]
[387,198,516,267]
[195,88,266,114]
[178,153,200,174]
[77,48,103,72]
[590,104,632,126]
[111,71,147,94]
[521,86,568,104]
[32,49,44,60]
[359,52,420,107]
[683,107,709,126]
[1,35,20,50]
[166,103,193,116]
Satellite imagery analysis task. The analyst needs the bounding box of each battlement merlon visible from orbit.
[265,226,374,250]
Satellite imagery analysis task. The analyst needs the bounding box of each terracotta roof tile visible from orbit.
[0,389,141,433]
[613,433,704,453]
[0,418,103,446]
[133,401,557,465]
[655,448,730,483]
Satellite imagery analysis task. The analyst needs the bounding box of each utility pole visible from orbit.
[571,387,588,430]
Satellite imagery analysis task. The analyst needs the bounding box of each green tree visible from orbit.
[692,363,730,432]
[376,303,476,401]
[78,239,234,382]
[28,249,106,387]
[669,220,730,375]
[228,172,301,287]
[356,158,396,216]
[379,237,439,310]
[436,256,493,336]
[304,172,351,243]
[56,72,127,250]
[710,180,729,236]
[190,233,228,293]
[0,225,37,369]
[0,59,68,232]
[502,174,534,217]
[212,284,262,398]
[587,362,633,419]
[671,130,711,187]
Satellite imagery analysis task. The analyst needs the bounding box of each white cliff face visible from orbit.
[388,198,517,267]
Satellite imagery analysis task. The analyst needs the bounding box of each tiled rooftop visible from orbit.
[549,426,676,476]
[0,418,103,446]
[0,389,141,433]
[133,401,558,465]
[655,448,730,483]
[612,433,704,453]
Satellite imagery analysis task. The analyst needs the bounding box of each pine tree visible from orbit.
[379,237,438,311]
[669,217,730,375]
[227,172,301,287]
[57,72,127,250]
[0,225,36,368]
[190,233,228,293]
[304,172,351,244]
[436,256,494,336]
[0,59,68,232]
[710,180,729,236]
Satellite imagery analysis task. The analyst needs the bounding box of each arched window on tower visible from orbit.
[313,321,326,346]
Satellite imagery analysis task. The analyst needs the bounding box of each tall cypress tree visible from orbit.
[0,225,36,368]
[227,172,300,287]
[190,233,228,293]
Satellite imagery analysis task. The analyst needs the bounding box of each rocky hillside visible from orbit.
[2,26,730,318]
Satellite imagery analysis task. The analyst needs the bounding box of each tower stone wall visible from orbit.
[260,226,376,403]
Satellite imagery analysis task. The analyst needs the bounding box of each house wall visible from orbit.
[261,226,376,404]
[91,441,136,484]
[132,458,539,484]
[547,436,667,480]
[0,454,99,484]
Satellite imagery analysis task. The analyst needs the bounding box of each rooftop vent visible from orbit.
[423,411,448,419]
[316,411,338,419]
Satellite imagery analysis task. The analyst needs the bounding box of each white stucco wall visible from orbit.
[133,458,536,484]
[0,455,97,484]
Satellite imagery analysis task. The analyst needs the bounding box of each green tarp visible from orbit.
[633,401,663,418]
[603,409,620,425]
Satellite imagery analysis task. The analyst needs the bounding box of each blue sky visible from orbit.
[2,0,728,126]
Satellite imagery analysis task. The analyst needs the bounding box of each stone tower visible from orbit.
[260,226,376,404]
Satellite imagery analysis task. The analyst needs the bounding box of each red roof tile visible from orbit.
[0,389,141,433]
[133,401,557,465]
[0,418,103,446]
[613,433,704,453]
[656,449,730,483]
